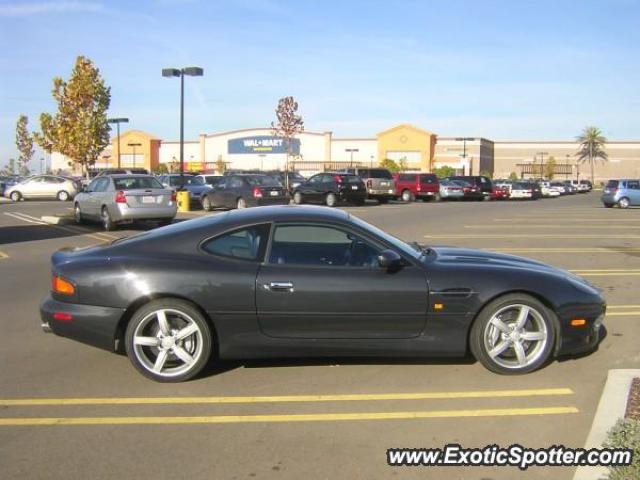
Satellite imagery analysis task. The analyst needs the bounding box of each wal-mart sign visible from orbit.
[228,136,300,155]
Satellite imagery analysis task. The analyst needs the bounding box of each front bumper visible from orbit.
[40,295,125,352]
[556,305,605,356]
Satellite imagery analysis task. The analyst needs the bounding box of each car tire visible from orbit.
[434,193,441,202]
[325,192,337,207]
[201,195,212,211]
[57,190,70,201]
[9,191,21,202]
[102,207,116,231]
[469,293,556,375]
[293,191,303,205]
[236,197,246,209]
[74,203,83,224]
[618,197,630,209]
[401,190,413,202]
[124,298,213,382]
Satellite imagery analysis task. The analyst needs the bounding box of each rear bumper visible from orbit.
[250,197,290,207]
[601,193,617,204]
[40,295,125,352]
[112,204,177,222]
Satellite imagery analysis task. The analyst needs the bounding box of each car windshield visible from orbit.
[114,176,164,190]
[606,180,619,188]
[244,176,281,187]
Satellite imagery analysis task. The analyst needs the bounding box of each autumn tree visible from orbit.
[215,155,227,174]
[15,115,34,176]
[544,156,557,180]
[271,96,304,190]
[34,56,111,178]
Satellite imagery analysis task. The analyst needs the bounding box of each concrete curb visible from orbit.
[573,369,640,480]
[40,215,74,225]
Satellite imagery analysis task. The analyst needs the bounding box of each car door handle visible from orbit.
[264,281,294,293]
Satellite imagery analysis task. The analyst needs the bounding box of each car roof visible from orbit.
[109,174,157,179]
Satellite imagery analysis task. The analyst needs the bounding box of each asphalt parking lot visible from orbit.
[1,192,638,480]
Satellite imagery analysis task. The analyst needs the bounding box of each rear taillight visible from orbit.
[52,275,75,296]
[252,187,263,198]
[334,175,343,184]
[170,192,177,202]
[463,187,470,193]
[416,185,421,192]
[525,190,532,194]
[114,190,127,203]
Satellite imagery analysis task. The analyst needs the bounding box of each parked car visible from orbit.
[451,179,483,200]
[393,172,440,202]
[40,205,605,381]
[445,176,493,200]
[157,174,212,205]
[73,174,177,230]
[562,181,578,194]
[201,173,288,210]
[292,172,366,207]
[522,181,543,199]
[509,182,534,200]
[195,174,223,187]
[579,180,593,192]
[0,175,21,196]
[489,185,510,200]
[266,171,306,194]
[601,179,640,208]
[550,181,571,195]
[540,182,561,198]
[340,167,396,203]
[438,179,465,200]
[4,175,79,202]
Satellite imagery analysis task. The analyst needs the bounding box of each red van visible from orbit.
[393,173,440,201]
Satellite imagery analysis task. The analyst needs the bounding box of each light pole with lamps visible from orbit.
[107,118,129,168]
[345,148,359,168]
[127,142,142,168]
[162,66,204,187]
[455,137,474,175]
[536,151,548,179]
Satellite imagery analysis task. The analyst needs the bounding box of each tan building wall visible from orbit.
[111,130,160,171]
[377,124,436,171]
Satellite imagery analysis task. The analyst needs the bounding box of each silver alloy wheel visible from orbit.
[10,191,21,202]
[293,191,303,204]
[202,195,211,211]
[237,197,246,209]
[131,308,204,379]
[401,190,412,202]
[326,193,337,207]
[619,197,630,209]
[57,190,69,201]
[482,304,548,370]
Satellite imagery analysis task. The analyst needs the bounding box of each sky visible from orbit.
[0,0,639,166]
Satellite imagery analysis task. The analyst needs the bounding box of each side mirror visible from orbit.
[378,249,403,271]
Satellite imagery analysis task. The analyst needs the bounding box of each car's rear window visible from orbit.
[366,169,392,179]
[245,176,281,187]
[420,174,438,184]
[606,180,619,188]
[114,177,164,190]
[341,175,362,183]
[169,176,203,186]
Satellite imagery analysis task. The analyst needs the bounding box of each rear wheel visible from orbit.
[469,294,555,375]
[57,190,70,201]
[74,203,83,224]
[124,299,213,382]
[102,207,115,231]
[325,192,337,207]
[401,189,413,202]
[293,191,303,205]
[10,191,21,202]
[618,197,630,209]
[236,197,246,209]
[434,193,441,202]
[201,195,212,211]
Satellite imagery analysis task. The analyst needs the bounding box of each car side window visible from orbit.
[94,178,110,192]
[269,224,382,267]
[202,224,271,261]
[322,175,335,184]
[627,181,640,189]
[228,177,243,188]
[87,179,101,191]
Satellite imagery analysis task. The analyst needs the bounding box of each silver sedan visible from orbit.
[5,175,79,202]
[74,175,177,231]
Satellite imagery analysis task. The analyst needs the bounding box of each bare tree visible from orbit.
[271,96,304,191]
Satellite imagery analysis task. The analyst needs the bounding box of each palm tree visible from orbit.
[575,126,608,184]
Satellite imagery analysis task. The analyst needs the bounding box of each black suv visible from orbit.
[445,175,493,200]
[340,167,396,203]
[292,173,367,207]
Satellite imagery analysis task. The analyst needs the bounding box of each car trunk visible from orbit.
[121,189,173,208]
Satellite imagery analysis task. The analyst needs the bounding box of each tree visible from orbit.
[379,158,400,172]
[397,157,409,172]
[152,163,169,175]
[508,171,519,181]
[15,115,34,176]
[544,156,557,180]
[433,165,455,178]
[271,96,304,190]
[34,55,111,179]
[575,126,607,184]
[215,155,226,174]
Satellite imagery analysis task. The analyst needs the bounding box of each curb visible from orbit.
[573,369,640,480]
[41,215,74,225]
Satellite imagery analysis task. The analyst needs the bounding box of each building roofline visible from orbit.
[332,137,377,141]
[203,127,330,138]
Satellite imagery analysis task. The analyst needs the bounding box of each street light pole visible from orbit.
[162,66,204,188]
[127,142,142,168]
[107,118,129,168]
[455,137,474,175]
[536,151,548,179]
[345,148,359,168]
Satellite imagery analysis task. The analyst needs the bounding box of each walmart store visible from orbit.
[52,123,640,183]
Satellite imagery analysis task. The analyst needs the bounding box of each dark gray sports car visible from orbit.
[40,206,605,382]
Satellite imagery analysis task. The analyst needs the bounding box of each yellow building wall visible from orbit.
[111,130,160,170]
[376,124,436,171]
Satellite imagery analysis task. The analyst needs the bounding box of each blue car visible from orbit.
[157,174,212,206]
[602,179,640,208]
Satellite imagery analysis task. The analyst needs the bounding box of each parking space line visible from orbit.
[426,234,640,239]
[3,211,116,242]
[0,406,579,426]
[0,387,573,406]
[493,218,640,222]
[466,225,640,229]
[608,305,640,309]
[484,247,640,254]
[0,251,8,260]
[570,269,640,276]
[607,311,640,317]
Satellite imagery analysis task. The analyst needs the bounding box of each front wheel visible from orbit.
[57,190,70,201]
[469,294,555,375]
[10,191,21,202]
[325,192,338,207]
[618,197,630,209]
[124,299,213,382]
[293,191,303,205]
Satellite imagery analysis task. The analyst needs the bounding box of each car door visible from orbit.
[86,177,110,217]
[256,223,429,339]
[226,176,245,207]
[627,180,640,205]
[209,177,227,207]
[303,174,325,202]
[21,176,46,198]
